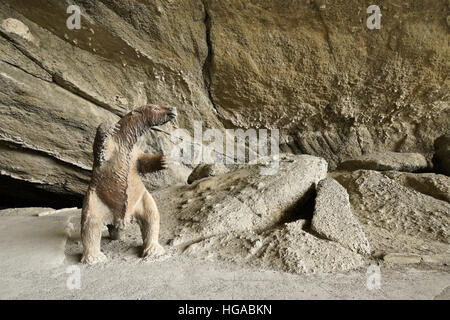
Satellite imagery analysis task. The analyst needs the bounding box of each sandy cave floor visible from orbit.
[0,207,449,300]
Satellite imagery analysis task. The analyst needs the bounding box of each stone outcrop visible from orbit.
[154,154,328,246]
[311,178,371,255]
[337,152,428,172]
[383,253,422,264]
[206,0,449,169]
[333,170,450,244]
[331,170,450,259]
[382,171,450,203]
[150,154,370,273]
[0,0,221,204]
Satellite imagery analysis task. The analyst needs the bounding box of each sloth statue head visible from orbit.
[131,104,177,127]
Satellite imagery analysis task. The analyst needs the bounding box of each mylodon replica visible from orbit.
[81,104,176,264]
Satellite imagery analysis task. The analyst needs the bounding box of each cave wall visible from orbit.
[0,0,448,205]
[207,0,449,168]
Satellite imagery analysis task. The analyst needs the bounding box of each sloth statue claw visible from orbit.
[81,251,107,265]
[80,104,177,264]
[142,242,165,258]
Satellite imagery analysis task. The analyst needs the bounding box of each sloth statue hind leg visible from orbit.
[134,191,165,257]
[107,224,122,240]
[81,189,108,264]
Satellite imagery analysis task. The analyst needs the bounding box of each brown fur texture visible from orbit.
[81,104,176,264]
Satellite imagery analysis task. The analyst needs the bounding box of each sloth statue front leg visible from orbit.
[81,190,108,264]
[138,154,170,173]
[135,191,165,257]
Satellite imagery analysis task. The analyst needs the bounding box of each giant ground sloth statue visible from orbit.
[81,104,177,264]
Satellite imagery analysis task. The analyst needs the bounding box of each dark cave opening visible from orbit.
[0,175,83,210]
[280,187,316,226]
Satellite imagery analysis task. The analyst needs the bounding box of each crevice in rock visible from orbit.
[0,174,83,210]
[283,187,316,223]
[256,187,316,235]
[0,137,93,172]
[312,1,337,64]
[201,0,222,121]
[1,60,51,82]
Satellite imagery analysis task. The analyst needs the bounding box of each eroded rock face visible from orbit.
[0,0,449,201]
[207,0,449,168]
[337,152,428,172]
[0,0,221,201]
[311,178,371,255]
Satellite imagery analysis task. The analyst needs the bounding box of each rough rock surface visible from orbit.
[0,0,222,202]
[331,170,450,260]
[356,223,450,262]
[207,0,449,169]
[383,253,422,264]
[337,152,428,172]
[311,178,371,255]
[153,155,366,273]
[184,220,365,274]
[154,154,328,247]
[433,133,450,176]
[187,163,230,184]
[382,171,450,203]
[0,0,449,202]
[334,170,450,244]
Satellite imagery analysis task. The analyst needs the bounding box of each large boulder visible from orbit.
[337,152,428,172]
[151,154,374,274]
[311,178,371,255]
[154,154,328,246]
[382,171,450,203]
[333,170,450,247]
[329,170,450,261]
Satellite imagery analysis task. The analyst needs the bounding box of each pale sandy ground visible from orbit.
[0,207,449,300]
